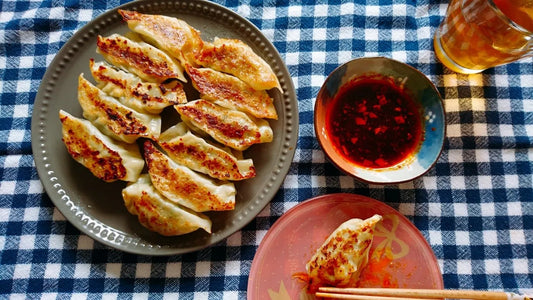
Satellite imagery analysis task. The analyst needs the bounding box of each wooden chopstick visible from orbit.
[316,287,531,300]
[315,291,430,300]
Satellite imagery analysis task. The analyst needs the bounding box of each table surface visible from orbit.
[1,0,532,298]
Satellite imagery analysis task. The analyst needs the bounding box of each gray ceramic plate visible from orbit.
[31,0,297,255]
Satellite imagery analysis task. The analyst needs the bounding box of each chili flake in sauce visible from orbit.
[326,75,423,169]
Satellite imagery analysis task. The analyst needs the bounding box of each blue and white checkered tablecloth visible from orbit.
[1,0,532,298]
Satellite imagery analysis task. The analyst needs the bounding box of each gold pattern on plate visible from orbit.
[372,213,410,261]
[268,280,291,300]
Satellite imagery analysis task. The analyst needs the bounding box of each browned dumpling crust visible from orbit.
[96,34,186,83]
[59,110,144,182]
[119,9,204,67]
[89,59,186,114]
[175,99,273,151]
[306,215,383,291]
[186,65,278,120]
[195,38,282,91]
[122,174,212,236]
[143,140,236,212]
[59,10,282,237]
[159,123,256,181]
[77,74,161,143]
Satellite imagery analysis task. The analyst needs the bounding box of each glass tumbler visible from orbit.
[433,0,533,74]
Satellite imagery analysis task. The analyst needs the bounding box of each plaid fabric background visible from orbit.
[1,0,532,298]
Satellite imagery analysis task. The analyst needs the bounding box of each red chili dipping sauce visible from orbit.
[326,75,423,169]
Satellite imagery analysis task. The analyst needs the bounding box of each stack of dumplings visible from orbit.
[59,10,280,236]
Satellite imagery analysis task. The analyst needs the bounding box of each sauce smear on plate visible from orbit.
[326,75,423,169]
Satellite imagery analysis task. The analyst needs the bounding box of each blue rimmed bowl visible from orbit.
[314,57,445,184]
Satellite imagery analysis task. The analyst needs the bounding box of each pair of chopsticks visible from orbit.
[316,287,532,300]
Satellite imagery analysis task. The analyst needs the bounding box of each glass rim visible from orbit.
[488,0,533,35]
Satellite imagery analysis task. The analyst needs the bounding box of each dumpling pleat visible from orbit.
[159,122,256,181]
[143,140,236,212]
[195,38,281,92]
[77,74,161,143]
[89,59,187,114]
[96,33,186,83]
[59,110,144,182]
[305,215,383,290]
[186,65,277,120]
[118,9,204,68]
[175,99,273,151]
[122,174,212,236]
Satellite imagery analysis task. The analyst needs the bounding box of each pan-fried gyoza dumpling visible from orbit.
[174,99,273,151]
[143,140,236,212]
[159,122,256,181]
[89,59,186,114]
[118,9,203,67]
[78,74,161,143]
[59,110,144,182]
[96,33,186,83]
[306,215,383,290]
[186,65,277,120]
[195,38,281,92]
[122,174,212,236]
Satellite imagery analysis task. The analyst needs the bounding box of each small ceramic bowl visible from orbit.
[314,57,445,184]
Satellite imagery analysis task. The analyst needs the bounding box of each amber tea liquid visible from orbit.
[434,0,533,74]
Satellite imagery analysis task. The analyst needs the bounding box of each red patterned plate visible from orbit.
[248,193,443,300]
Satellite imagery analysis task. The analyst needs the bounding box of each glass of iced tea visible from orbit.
[434,0,533,74]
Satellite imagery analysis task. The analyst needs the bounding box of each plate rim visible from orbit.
[30,0,298,255]
[247,193,444,298]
